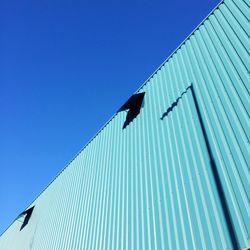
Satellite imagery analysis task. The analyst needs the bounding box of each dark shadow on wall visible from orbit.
[160,85,191,120]
[18,206,35,231]
[118,92,145,129]
[161,84,239,250]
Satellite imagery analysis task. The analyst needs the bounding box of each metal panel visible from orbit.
[0,0,249,249]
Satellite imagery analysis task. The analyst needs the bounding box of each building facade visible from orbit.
[0,0,249,249]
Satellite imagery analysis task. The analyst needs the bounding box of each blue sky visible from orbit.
[0,0,219,235]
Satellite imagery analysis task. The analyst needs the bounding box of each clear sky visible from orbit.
[0,0,220,235]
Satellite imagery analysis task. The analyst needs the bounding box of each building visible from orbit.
[0,0,249,249]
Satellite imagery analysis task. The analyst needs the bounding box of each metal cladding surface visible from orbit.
[0,0,249,249]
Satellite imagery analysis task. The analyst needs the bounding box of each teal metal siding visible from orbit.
[0,0,249,249]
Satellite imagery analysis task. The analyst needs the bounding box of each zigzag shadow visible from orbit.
[160,85,191,120]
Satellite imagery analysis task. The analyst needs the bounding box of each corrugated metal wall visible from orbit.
[0,0,249,249]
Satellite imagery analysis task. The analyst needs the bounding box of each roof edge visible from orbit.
[0,0,223,237]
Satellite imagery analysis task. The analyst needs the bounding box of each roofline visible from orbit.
[1,0,223,237]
